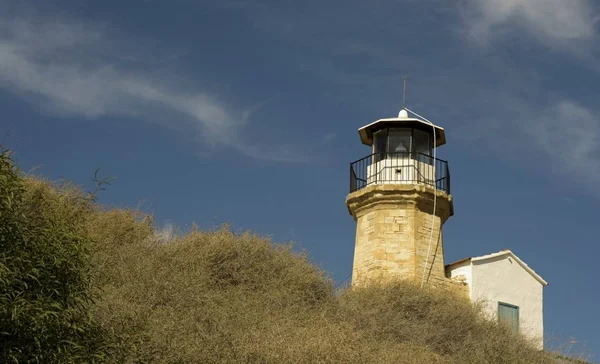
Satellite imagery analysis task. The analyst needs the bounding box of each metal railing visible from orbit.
[349,152,450,193]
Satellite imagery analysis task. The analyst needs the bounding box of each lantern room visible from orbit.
[349,109,450,193]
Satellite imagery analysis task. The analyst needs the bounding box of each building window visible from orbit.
[412,129,431,154]
[412,129,432,165]
[498,302,519,334]
[373,129,388,162]
[388,128,411,154]
[371,128,434,163]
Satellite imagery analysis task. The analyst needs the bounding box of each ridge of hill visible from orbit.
[0,149,591,363]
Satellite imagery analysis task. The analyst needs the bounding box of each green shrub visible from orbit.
[0,150,110,363]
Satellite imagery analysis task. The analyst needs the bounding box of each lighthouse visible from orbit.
[346,108,454,287]
[345,106,548,349]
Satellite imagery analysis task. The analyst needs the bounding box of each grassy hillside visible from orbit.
[86,212,552,363]
[0,150,586,363]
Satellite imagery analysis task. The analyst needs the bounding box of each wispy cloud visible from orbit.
[461,0,598,46]
[458,0,600,76]
[0,10,307,162]
[455,94,600,192]
[10,2,596,189]
[221,0,600,192]
[526,100,600,186]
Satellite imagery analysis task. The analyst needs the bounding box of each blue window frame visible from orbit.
[498,301,519,334]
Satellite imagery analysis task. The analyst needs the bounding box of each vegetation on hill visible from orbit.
[0,149,586,363]
[0,150,111,363]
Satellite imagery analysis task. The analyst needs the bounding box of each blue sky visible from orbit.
[1,0,599,359]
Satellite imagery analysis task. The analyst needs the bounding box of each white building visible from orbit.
[446,250,548,349]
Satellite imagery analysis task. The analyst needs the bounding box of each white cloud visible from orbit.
[212,0,600,193]
[462,0,597,45]
[526,100,600,186]
[0,13,306,162]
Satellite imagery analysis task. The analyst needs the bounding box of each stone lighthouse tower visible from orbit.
[346,108,454,287]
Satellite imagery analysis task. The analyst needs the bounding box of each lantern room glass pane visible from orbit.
[373,130,387,154]
[373,129,387,162]
[388,129,411,154]
[413,129,431,156]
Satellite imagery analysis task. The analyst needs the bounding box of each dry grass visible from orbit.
[340,283,554,363]
[11,174,581,363]
[83,206,557,363]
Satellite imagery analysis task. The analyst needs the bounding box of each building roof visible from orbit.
[357,117,447,147]
[446,249,548,286]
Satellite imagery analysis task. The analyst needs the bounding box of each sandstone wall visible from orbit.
[347,184,454,288]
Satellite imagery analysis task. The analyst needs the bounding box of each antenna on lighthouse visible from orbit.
[402,75,407,109]
[399,75,409,119]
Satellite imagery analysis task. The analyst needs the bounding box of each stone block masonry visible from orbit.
[347,184,456,289]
